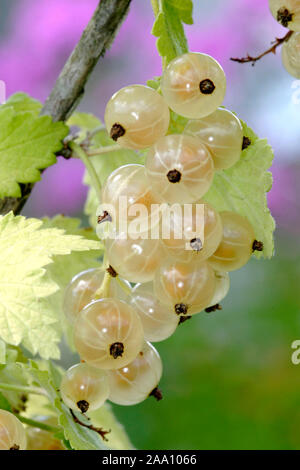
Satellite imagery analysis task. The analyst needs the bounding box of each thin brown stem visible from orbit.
[230,31,293,65]
[70,409,110,442]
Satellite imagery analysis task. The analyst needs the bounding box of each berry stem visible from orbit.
[230,31,293,65]
[16,415,61,434]
[0,382,47,397]
[70,142,102,202]
[94,270,112,299]
[86,145,121,157]
[116,277,133,296]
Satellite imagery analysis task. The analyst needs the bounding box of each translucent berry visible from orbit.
[282,32,300,78]
[184,108,243,170]
[145,134,214,204]
[107,342,163,406]
[63,268,130,324]
[161,52,226,118]
[130,283,178,342]
[74,298,144,370]
[269,0,300,31]
[208,211,256,272]
[161,200,223,262]
[106,237,165,283]
[154,258,216,315]
[0,410,27,450]
[104,85,170,150]
[100,164,161,236]
[60,363,109,413]
[206,271,230,309]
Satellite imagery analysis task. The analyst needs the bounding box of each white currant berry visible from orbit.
[161,52,226,118]
[208,211,257,272]
[269,0,300,31]
[184,108,243,170]
[130,283,178,342]
[104,85,170,150]
[74,298,144,370]
[106,237,165,284]
[154,258,216,316]
[206,271,230,309]
[162,200,223,262]
[0,410,27,450]
[60,362,109,413]
[26,416,65,450]
[282,32,300,78]
[107,342,163,406]
[63,268,130,324]
[145,134,214,204]
[100,164,161,236]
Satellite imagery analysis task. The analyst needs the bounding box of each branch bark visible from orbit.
[0,0,132,216]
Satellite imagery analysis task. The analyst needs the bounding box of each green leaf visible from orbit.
[152,0,193,65]
[41,215,103,348]
[88,403,134,450]
[204,120,275,258]
[0,107,68,198]
[0,392,12,411]
[0,339,6,364]
[0,212,100,358]
[1,93,42,116]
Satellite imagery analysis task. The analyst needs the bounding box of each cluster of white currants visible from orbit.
[61,52,263,418]
[269,0,300,78]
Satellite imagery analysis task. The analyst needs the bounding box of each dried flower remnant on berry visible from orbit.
[110,123,126,141]
[149,387,163,401]
[200,79,216,94]
[167,169,182,183]
[175,303,188,315]
[106,265,118,277]
[77,399,89,413]
[205,303,222,313]
[97,211,112,224]
[190,237,203,252]
[178,315,192,325]
[110,342,124,359]
[242,136,251,150]
[9,444,20,450]
[252,240,264,252]
[277,7,293,27]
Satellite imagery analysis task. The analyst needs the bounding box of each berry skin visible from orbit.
[208,211,256,272]
[26,416,65,450]
[153,258,216,316]
[104,85,170,150]
[269,0,300,31]
[161,200,223,262]
[63,268,130,324]
[145,134,214,204]
[282,32,300,78]
[130,283,178,342]
[74,298,144,370]
[206,271,230,309]
[100,164,161,236]
[60,363,109,413]
[107,342,162,406]
[184,108,243,170]
[161,52,226,118]
[0,410,27,450]
[106,237,165,284]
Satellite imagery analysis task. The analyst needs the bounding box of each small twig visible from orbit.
[70,409,110,442]
[230,31,293,65]
[0,382,47,397]
[16,415,61,434]
[86,145,121,157]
